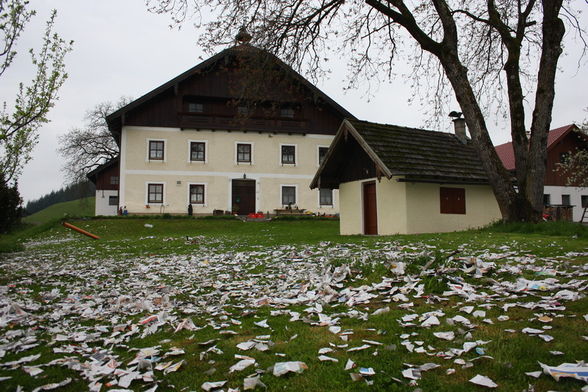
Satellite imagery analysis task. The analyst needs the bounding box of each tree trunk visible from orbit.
[526,0,565,217]
[438,57,537,222]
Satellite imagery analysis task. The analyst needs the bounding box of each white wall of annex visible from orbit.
[544,185,588,222]
[95,190,118,216]
[405,182,501,234]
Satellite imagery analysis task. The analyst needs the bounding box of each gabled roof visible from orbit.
[86,157,119,184]
[311,119,489,188]
[495,124,581,170]
[106,44,354,137]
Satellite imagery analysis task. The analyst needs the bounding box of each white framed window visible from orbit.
[188,183,206,205]
[108,196,119,206]
[281,185,297,206]
[280,144,296,165]
[146,182,165,204]
[235,142,253,164]
[146,139,166,162]
[317,146,329,166]
[188,140,207,163]
[319,188,333,206]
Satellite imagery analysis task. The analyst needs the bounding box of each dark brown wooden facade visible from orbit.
[107,45,353,141]
[496,124,588,187]
[314,130,378,189]
[544,130,588,186]
[87,158,119,191]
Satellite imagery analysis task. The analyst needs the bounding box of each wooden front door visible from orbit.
[363,181,378,235]
[232,179,256,215]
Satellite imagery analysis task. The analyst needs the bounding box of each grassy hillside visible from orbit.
[22,196,95,224]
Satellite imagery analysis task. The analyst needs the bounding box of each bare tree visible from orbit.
[0,1,73,184]
[58,98,131,184]
[147,0,585,222]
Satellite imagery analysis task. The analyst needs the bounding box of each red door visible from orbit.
[363,182,378,235]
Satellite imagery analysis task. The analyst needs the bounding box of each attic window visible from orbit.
[280,108,295,118]
[440,187,465,214]
[188,103,203,113]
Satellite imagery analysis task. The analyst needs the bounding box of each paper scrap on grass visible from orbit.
[244,375,266,390]
[229,358,256,373]
[273,361,308,377]
[469,374,498,388]
[201,381,227,391]
[31,378,72,392]
[539,362,588,382]
[318,355,338,362]
[433,331,455,341]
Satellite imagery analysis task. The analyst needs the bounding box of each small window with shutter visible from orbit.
[440,187,466,214]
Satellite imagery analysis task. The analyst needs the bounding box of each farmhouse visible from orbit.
[89,39,354,216]
[311,119,501,235]
[495,124,588,222]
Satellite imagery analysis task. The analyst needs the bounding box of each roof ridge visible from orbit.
[348,118,455,136]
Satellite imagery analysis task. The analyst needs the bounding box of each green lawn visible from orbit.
[0,218,586,391]
[23,196,95,225]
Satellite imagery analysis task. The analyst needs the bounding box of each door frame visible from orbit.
[230,178,257,215]
[362,180,378,235]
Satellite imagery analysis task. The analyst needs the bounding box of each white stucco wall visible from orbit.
[95,190,119,216]
[339,181,363,235]
[119,126,338,215]
[544,185,588,222]
[377,177,408,235]
[338,177,501,235]
[404,182,501,234]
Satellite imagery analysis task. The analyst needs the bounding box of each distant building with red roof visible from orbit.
[495,124,588,221]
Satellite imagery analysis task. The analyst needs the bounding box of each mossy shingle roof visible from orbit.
[348,119,488,183]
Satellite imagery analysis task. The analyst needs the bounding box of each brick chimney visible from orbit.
[453,118,467,143]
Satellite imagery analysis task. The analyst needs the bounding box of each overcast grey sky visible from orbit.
[3,0,587,203]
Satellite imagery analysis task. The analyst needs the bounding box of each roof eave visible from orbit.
[310,119,393,189]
